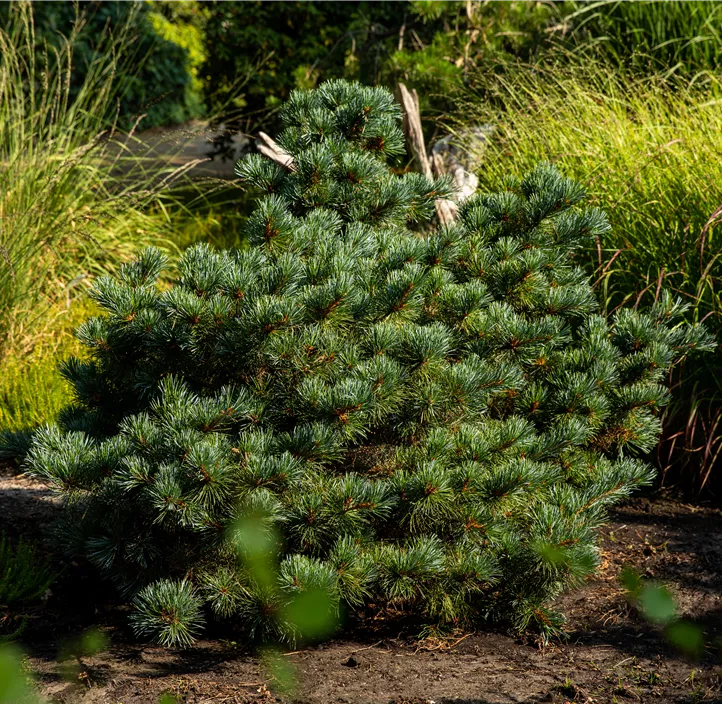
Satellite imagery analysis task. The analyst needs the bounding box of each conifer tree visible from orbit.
[25,80,713,647]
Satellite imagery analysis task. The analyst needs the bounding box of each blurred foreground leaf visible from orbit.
[665,619,705,658]
[283,588,338,642]
[261,647,296,696]
[621,567,707,659]
[0,644,41,704]
[638,584,677,625]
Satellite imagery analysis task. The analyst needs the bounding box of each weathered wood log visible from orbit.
[256,131,295,171]
[397,83,432,178]
[431,134,479,201]
[397,82,457,225]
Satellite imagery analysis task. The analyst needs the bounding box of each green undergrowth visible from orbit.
[158,183,253,251]
[457,61,722,493]
[0,533,55,608]
[0,533,56,643]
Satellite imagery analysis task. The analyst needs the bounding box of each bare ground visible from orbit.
[2,464,721,704]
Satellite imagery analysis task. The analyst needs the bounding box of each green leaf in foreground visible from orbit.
[282,588,339,642]
[0,645,40,704]
[637,584,677,625]
[665,619,705,658]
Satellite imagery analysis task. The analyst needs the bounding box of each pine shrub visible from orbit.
[25,80,712,647]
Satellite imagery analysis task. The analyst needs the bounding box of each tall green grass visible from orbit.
[0,2,182,358]
[566,0,722,74]
[0,3,235,440]
[457,62,722,493]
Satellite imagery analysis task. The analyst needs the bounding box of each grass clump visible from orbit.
[458,62,722,492]
[0,298,96,438]
[0,3,180,359]
[566,1,722,74]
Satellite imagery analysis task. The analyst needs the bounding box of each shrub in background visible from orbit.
[390,0,722,86]
[145,0,207,126]
[381,1,560,97]
[24,81,712,647]
[0,1,204,129]
[199,0,722,134]
[458,63,722,493]
[199,1,562,130]
[200,1,354,124]
[9,1,720,133]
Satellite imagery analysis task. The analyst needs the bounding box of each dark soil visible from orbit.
[2,464,721,704]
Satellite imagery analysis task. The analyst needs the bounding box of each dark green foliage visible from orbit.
[199,1,562,128]
[26,80,712,647]
[201,1,358,121]
[201,1,722,133]
[0,534,55,607]
[0,533,55,642]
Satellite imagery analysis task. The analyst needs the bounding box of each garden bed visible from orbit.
[2,463,720,704]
